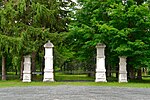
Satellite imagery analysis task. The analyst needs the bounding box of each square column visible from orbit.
[119,56,128,83]
[22,55,31,82]
[95,43,107,82]
[43,40,54,82]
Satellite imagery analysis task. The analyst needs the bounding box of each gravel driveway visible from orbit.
[0,85,150,100]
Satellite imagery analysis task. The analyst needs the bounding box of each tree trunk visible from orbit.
[32,52,36,72]
[116,66,119,78]
[20,56,24,80]
[107,65,111,77]
[2,56,6,80]
[129,67,136,79]
[143,68,148,76]
[31,52,36,80]
[137,68,142,80]
[15,66,17,75]
[64,62,67,72]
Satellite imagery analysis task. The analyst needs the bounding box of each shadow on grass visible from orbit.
[54,73,94,82]
[107,77,150,83]
[107,77,118,82]
[2,74,150,84]
[128,79,150,83]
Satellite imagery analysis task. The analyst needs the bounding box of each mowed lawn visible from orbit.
[0,73,150,88]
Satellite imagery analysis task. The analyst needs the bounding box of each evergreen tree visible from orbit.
[0,0,75,80]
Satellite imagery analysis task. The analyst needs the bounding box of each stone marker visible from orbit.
[119,56,128,83]
[43,40,54,82]
[23,55,31,82]
[95,43,107,82]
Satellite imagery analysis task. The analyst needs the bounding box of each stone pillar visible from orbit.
[95,43,107,82]
[22,55,31,82]
[43,40,54,82]
[119,56,128,83]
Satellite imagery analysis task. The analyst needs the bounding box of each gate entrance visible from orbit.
[22,41,128,83]
[54,61,95,82]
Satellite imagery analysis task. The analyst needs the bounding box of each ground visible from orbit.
[0,85,150,100]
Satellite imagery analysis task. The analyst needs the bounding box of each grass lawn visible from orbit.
[1,80,150,88]
[0,73,150,88]
[55,73,95,81]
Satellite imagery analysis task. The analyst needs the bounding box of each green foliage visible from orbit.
[0,0,75,73]
[68,0,150,71]
[107,2,150,68]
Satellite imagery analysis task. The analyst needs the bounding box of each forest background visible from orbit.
[0,0,150,81]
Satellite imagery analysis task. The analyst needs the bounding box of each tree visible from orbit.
[0,0,75,80]
[68,0,150,79]
[101,0,150,79]
[0,0,22,80]
[66,0,118,75]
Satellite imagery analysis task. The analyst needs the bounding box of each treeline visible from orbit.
[1,0,150,80]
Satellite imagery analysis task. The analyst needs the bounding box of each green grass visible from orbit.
[55,73,94,81]
[0,80,63,88]
[1,73,150,88]
[1,80,150,88]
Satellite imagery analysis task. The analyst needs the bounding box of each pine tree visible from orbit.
[0,0,75,80]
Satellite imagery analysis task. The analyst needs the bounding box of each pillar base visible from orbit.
[43,79,55,82]
[95,72,107,82]
[95,79,107,82]
[22,80,31,82]
[22,74,31,82]
[43,72,54,82]
[119,73,128,83]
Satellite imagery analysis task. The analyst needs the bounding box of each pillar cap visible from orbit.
[96,43,106,48]
[44,40,54,48]
[24,55,31,58]
[119,56,127,59]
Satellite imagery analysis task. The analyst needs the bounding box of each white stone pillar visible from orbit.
[95,43,107,82]
[23,55,31,82]
[119,56,128,83]
[43,40,54,82]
